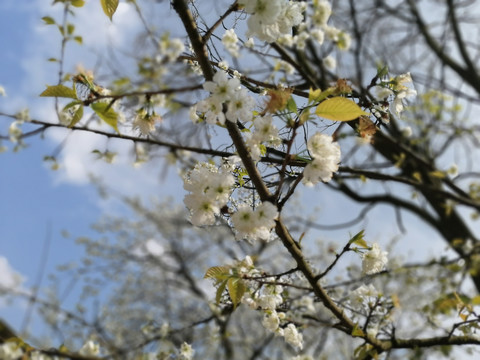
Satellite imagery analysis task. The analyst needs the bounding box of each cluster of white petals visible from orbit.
[349,284,379,310]
[195,70,255,125]
[231,201,278,241]
[222,29,240,57]
[302,133,341,185]
[240,0,306,43]
[362,243,388,275]
[245,114,281,161]
[0,342,23,360]
[184,162,235,226]
[374,72,417,115]
[241,278,304,350]
[179,342,195,360]
[79,340,100,357]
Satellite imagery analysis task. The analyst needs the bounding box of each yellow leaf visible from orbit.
[429,170,446,179]
[316,97,368,121]
[309,88,322,103]
[100,0,119,21]
[351,323,365,337]
[204,266,230,280]
[227,278,246,309]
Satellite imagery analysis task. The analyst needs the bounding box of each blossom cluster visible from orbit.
[374,72,417,115]
[362,243,388,275]
[234,0,350,59]
[239,0,306,43]
[302,132,341,185]
[183,161,235,226]
[231,201,279,242]
[239,257,304,350]
[195,70,255,125]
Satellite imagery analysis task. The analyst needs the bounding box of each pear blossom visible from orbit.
[323,55,336,70]
[231,201,278,241]
[303,133,341,185]
[8,121,22,143]
[225,88,256,122]
[283,323,304,349]
[262,310,281,332]
[183,162,235,226]
[203,70,240,103]
[0,341,23,360]
[79,340,100,356]
[222,29,240,57]
[362,243,388,275]
[132,109,159,135]
[196,96,226,125]
[179,342,194,360]
[391,72,417,114]
[350,284,379,309]
[312,0,332,26]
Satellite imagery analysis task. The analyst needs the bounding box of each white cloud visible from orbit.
[0,256,24,291]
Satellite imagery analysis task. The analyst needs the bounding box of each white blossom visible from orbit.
[203,70,240,103]
[350,284,379,309]
[225,88,256,122]
[231,201,278,241]
[262,310,281,332]
[312,0,332,26]
[0,342,23,360]
[222,29,240,57]
[322,55,336,70]
[8,121,22,143]
[196,97,226,125]
[79,340,100,356]
[362,243,388,275]
[283,323,304,349]
[179,342,194,360]
[303,133,341,185]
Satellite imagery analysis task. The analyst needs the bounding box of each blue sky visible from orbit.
[0,0,187,333]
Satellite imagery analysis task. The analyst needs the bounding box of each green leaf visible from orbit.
[73,36,83,45]
[315,97,368,121]
[91,102,119,132]
[351,323,365,337]
[227,278,246,309]
[204,266,230,280]
[63,101,84,127]
[67,23,75,35]
[70,0,85,7]
[216,280,228,305]
[286,97,297,113]
[100,0,119,21]
[40,85,77,99]
[349,230,368,248]
[42,16,56,25]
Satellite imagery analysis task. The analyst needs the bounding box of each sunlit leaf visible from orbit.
[40,85,77,99]
[42,16,55,25]
[316,97,368,121]
[216,280,228,305]
[70,0,85,7]
[351,323,365,337]
[91,102,119,133]
[227,277,246,309]
[204,266,230,280]
[100,0,119,21]
[349,230,368,248]
[63,101,84,127]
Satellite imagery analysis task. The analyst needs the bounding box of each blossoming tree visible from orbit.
[3,0,480,359]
